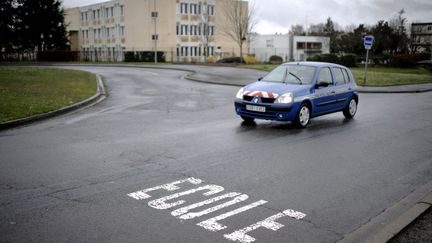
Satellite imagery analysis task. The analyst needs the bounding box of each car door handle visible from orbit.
[331,90,336,94]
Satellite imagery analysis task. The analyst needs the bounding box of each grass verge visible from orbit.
[0,67,97,123]
[240,64,432,86]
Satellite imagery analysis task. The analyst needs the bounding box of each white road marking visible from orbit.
[148,185,224,210]
[197,200,268,232]
[127,177,202,200]
[172,193,249,220]
[127,178,307,242]
[224,209,307,243]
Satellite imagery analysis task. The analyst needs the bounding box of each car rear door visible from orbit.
[312,67,338,114]
[332,67,352,110]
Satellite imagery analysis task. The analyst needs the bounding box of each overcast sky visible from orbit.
[62,0,432,34]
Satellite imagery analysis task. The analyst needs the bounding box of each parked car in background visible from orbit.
[234,62,359,128]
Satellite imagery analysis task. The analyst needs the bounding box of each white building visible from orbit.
[249,34,330,62]
[290,35,330,62]
[249,34,290,62]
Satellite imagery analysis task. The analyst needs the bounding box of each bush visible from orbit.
[339,54,357,67]
[216,56,243,63]
[307,53,357,67]
[207,55,216,63]
[269,55,283,64]
[37,51,80,61]
[390,54,421,68]
[123,51,165,62]
[243,55,257,64]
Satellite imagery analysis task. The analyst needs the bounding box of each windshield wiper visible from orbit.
[288,72,302,84]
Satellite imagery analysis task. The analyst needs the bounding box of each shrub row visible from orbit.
[124,51,165,62]
[307,54,357,67]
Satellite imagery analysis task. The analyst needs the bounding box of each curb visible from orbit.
[0,74,106,131]
[366,192,432,243]
[338,189,432,243]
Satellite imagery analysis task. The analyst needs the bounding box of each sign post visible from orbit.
[362,35,374,86]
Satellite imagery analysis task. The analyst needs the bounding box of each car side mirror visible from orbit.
[258,77,263,81]
[315,81,329,89]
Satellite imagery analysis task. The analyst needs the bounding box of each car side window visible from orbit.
[342,69,351,83]
[333,68,346,85]
[318,67,333,85]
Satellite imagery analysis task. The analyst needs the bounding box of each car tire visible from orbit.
[241,116,255,123]
[343,98,357,118]
[294,103,311,128]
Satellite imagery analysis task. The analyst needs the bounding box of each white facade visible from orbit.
[78,0,126,61]
[291,36,330,61]
[249,34,330,62]
[249,34,290,62]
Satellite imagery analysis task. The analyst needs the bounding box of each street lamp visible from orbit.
[151,0,158,64]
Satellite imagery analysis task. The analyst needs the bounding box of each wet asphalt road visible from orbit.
[1,66,432,242]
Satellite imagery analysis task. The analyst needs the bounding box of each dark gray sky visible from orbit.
[62,0,432,34]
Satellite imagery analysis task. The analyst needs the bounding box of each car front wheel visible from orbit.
[241,116,255,123]
[343,98,357,118]
[295,103,311,128]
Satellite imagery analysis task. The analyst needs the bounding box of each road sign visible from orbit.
[364,35,374,50]
[363,35,374,85]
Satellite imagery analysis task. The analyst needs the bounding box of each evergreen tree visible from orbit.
[16,0,68,52]
[0,0,16,57]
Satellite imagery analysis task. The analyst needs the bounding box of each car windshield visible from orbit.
[262,65,317,84]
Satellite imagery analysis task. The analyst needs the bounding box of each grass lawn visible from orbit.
[0,67,97,123]
[240,64,432,86]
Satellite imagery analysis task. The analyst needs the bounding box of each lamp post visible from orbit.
[152,0,158,64]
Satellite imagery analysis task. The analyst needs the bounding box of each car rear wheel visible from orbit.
[295,104,310,128]
[343,98,357,118]
[241,116,255,123]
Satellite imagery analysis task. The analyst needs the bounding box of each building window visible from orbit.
[120,26,125,37]
[110,7,114,17]
[181,25,188,35]
[428,26,432,31]
[209,26,214,36]
[93,10,96,20]
[105,8,109,18]
[181,46,189,57]
[120,5,124,16]
[266,39,274,48]
[97,9,100,19]
[180,3,188,14]
[207,5,214,15]
[190,25,198,35]
[190,4,198,14]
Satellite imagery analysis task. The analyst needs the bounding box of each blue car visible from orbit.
[234,62,359,128]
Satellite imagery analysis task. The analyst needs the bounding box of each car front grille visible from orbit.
[243,96,276,103]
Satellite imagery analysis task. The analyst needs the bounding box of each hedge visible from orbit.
[124,51,165,62]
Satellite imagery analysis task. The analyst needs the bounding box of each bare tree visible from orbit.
[222,0,258,60]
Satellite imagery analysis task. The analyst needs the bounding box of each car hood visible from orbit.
[244,81,311,97]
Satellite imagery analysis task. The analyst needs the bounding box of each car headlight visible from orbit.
[274,92,294,104]
[236,88,244,99]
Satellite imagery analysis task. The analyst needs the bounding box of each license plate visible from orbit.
[246,105,266,112]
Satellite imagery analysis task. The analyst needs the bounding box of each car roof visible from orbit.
[282,61,348,69]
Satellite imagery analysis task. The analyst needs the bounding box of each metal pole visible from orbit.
[363,49,369,86]
[153,0,157,64]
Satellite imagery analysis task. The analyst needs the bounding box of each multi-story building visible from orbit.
[65,0,247,62]
[290,35,330,61]
[249,34,330,62]
[411,22,432,53]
